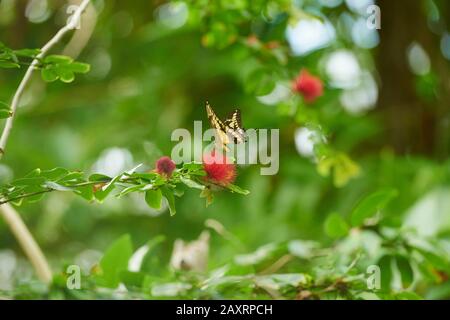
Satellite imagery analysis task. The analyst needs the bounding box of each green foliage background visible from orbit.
[0,0,449,300]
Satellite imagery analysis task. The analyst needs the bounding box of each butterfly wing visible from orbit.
[206,102,230,149]
[224,109,247,144]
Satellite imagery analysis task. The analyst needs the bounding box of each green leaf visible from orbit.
[226,184,250,195]
[351,188,398,226]
[180,177,205,190]
[0,60,20,68]
[40,167,70,181]
[41,67,58,82]
[413,247,450,272]
[89,173,111,182]
[161,187,176,216]
[396,255,414,289]
[74,185,94,201]
[324,213,349,238]
[394,291,422,300]
[43,181,73,192]
[44,55,73,64]
[378,255,393,292]
[55,67,75,83]
[96,234,133,288]
[0,109,12,119]
[145,189,163,209]
[68,62,90,73]
[245,68,276,96]
[11,177,46,186]
[119,270,147,290]
[117,184,146,198]
[14,48,40,57]
[200,188,214,207]
[93,175,119,202]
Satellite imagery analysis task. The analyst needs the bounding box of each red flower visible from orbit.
[202,150,236,186]
[155,156,176,178]
[292,69,324,103]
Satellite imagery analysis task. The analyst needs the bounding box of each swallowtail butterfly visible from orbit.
[205,102,247,151]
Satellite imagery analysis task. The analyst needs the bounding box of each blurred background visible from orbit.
[0,0,449,299]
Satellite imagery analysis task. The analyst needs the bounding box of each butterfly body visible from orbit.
[205,102,246,151]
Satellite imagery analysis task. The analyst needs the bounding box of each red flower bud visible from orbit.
[155,156,176,178]
[202,150,236,186]
[292,69,324,103]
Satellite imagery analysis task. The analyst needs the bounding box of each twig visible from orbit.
[0,0,90,158]
[258,254,294,275]
[0,204,52,283]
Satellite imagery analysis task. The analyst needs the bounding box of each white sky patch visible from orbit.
[352,17,380,49]
[441,33,450,60]
[257,83,291,105]
[294,127,321,158]
[325,50,361,89]
[407,42,431,76]
[345,0,374,14]
[286,18,336,56]
[340,71,378,114]
[25,0,51,23]
[157,2,188,29]
[92,147,134,177]
[319,0,343,8]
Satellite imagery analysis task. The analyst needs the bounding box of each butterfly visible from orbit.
[205,101,247,151]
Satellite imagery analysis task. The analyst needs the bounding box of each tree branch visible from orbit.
[0,204,53,283]
[0,0,90,158]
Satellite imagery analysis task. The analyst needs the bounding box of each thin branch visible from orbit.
[0,0,90,158]
[0,204,52,283]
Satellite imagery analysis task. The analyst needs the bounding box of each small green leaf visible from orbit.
[44,55,73,64]
[396,255,414,289]
[41,67,58,82]
[324,213,349,238]
[161,187,176,216]
[96,234,133,288]
[145,189,163,209]
[68,62,90,73]
[351,188,398,226]
[74,185,94,201]
[378,255,393,292]
[0,109,12,119]
[180,177,205,190]
[117,184,146,198]
[245,68,276,96]
[43,181,73,192]
[226,184,250,195]
[0,60,20,68]
[89,173,111,182]
[40,167,70,181]
[56,67,75,83]
[93,175,119,202]
[394,291,422,300]
[14,48,40,57]
[413,247,450,272]
[11,177,46,186]
[200,188,214,207]
[119,270,147,290]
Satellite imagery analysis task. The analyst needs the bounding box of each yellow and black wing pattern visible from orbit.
[206,102,247,150]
